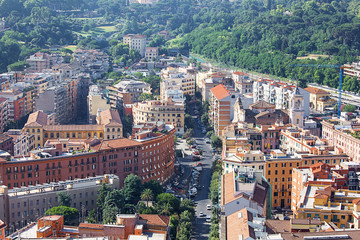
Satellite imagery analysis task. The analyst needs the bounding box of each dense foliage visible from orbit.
[179,0,360,89]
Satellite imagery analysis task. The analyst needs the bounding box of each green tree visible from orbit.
[103,204,119,223]
[343,104,357,112]
[57,192,71,207]
[86,209,97,223]
[141,189,154,207]
[210,135,222,149]
[139,93,155,101]
[180,199,195,215]
[45,206,79,225]
[97,183,112,219]
[143,179,163,197]
[122,174,143,204]
[7,61,30,72]
[184,114,194,130]
[156,193,180,214]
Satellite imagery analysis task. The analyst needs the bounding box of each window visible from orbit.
[275,170,278,175]
[268,170,271,175]
[307,214,311,218]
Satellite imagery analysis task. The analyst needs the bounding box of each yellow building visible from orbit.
[133,99,184,135]
[304,86,335,112]
[294,185,360,228]
[23,109,122,148]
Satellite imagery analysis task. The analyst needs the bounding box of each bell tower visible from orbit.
[289,87,304,128]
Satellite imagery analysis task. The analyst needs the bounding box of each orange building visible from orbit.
[209,84,238,136]
[265,149,348,209]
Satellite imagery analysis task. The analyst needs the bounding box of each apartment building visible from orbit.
[0,124,175,189]
[292,183,360,229]
[145,47,158,61]
[107,80,151,107]
[5,130,34,157]
[265,148,348,209]
[163,89,184,103]
[196,70,233,101]
[322,118,360,162]
[209,84,238,136]
[222,150,265,174]
[26,52,51,73]
[123,34,147,56]
[292,163,357,215]
[0,135,13,156]
[0,175,119,230]
[133,99,184,134]
[253,79,310,117]
[87,85,110,123]
[161,67,196,97]
[0,97,9,133]
[0,90,26,122]
[232,71,253,94]
[304,86,335,112]
[344,61,360,79]
[73,49,109,77]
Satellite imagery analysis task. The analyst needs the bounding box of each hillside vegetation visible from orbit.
[1,0,360,92]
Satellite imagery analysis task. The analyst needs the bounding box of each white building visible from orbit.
[253,79,310,117]
[123,34,147,56]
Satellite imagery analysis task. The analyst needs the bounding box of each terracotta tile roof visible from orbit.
[266,220,290,234]
[210,84,230,100]
[79,223,104,230]
[43,125,103,131]
[233,71,248,76]
[93,138,142,151]
[304,87,329,95]
[100,109,122,126]
[249,100,275,109]
[139,214,170,226]
[25,111,48,127]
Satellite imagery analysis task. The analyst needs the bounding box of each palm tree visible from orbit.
[141,189,154,207]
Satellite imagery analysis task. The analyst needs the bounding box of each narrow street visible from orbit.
[176,116,214,239]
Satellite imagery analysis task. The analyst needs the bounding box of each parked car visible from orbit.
[199,212,206,217]
[207,204,212,210]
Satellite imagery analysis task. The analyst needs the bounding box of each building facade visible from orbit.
[133,100,184,135]
[0,175,119,230]
[123,34,147,56]
[0,125,175,190]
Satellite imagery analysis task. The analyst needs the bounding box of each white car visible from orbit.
[207,204,211,210]
[199,212,206,217]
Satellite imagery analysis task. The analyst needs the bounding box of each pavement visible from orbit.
[176,117,214,239]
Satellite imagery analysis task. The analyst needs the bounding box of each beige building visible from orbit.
[123,34,147,56]
[0,175,119,230]
[133,99,184,135]
[87,85,110,123]
[145,47,158,61]
[304,86,335,112]
[161,67,196,97]
[23,109,123,148]
[322,119,360,162]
